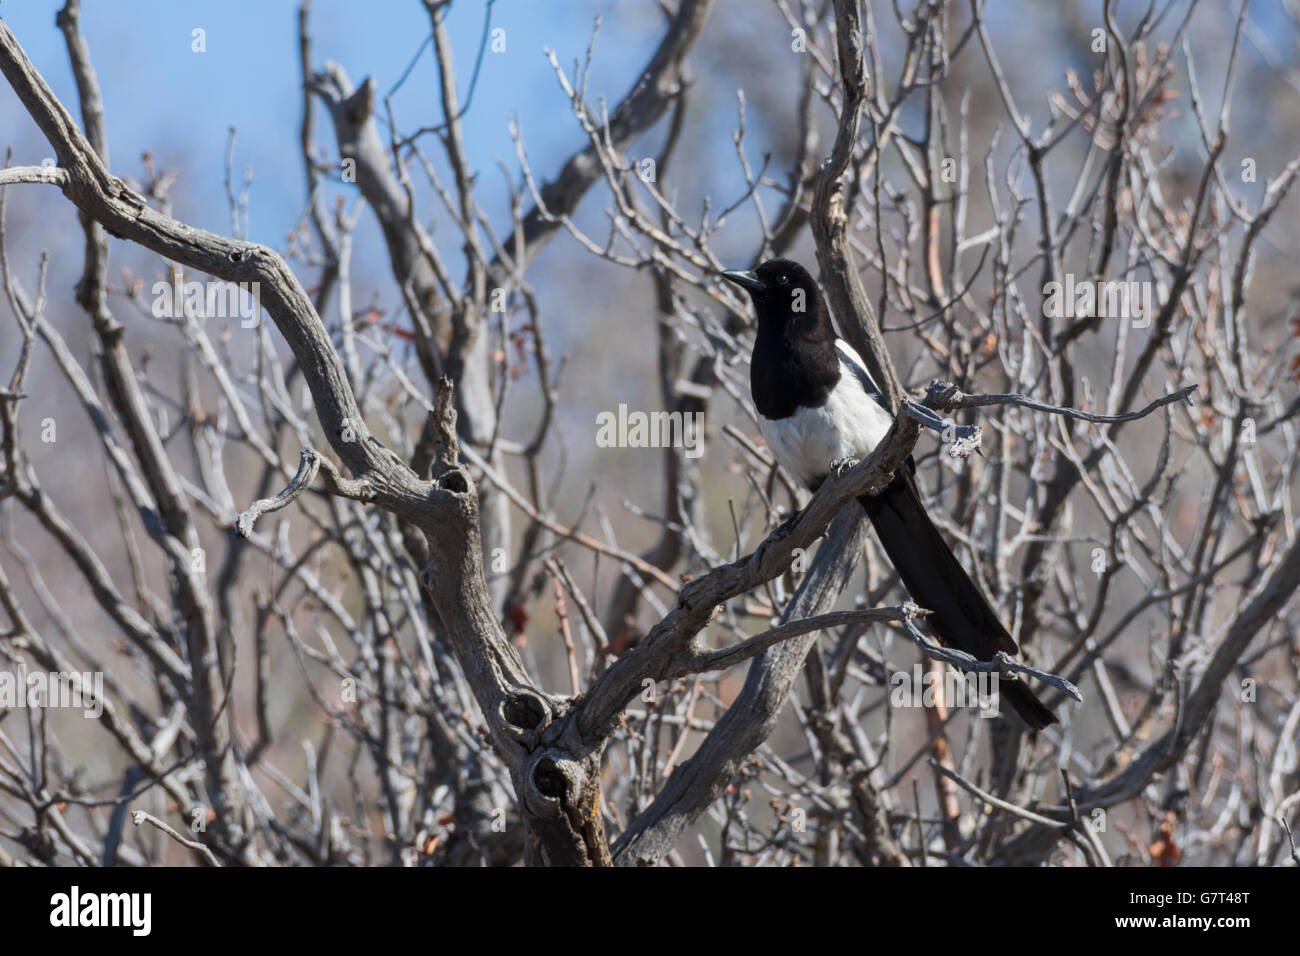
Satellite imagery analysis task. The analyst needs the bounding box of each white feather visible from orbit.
[758,339,894,487]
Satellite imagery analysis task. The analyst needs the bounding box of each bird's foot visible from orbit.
[829,455,859,479]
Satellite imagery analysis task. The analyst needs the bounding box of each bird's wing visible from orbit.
[835,338,916,479]
[834,339,888,409]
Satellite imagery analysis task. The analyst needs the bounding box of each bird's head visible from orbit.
[721,258,825,331]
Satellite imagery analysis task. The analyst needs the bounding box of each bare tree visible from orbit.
[0,0,1297,867]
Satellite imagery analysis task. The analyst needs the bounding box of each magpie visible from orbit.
[723,257,1057,729]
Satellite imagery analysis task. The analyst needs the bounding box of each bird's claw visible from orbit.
[830,456,859,478]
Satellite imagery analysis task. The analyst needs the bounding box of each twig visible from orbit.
[129,810,222,867]
[235,448,321,537]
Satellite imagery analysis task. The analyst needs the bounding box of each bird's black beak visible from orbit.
[721,269,763,294]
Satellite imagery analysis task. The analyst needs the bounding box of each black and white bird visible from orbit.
[723,257,1056,729]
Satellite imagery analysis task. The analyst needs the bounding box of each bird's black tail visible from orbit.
[858,472,1057,730]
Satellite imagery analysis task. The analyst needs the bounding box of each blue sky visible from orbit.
[2,0,1295,416]
[1,1,671,250]
[5,1,1287,274]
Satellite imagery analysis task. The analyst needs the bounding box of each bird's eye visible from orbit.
[777,274,789,285]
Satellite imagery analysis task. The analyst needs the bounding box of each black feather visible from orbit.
[858,473,1056,729]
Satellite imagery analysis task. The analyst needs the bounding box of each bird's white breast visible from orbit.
[758,345,893,487]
